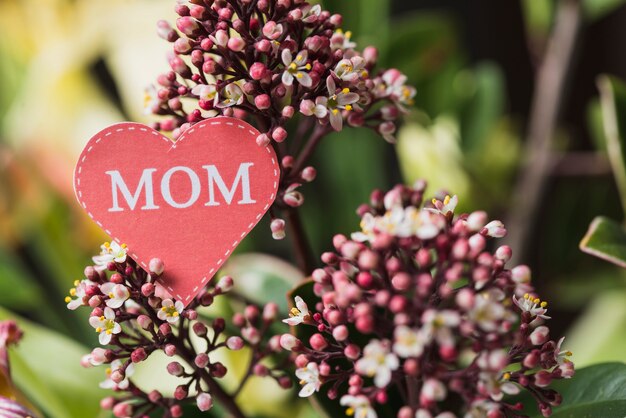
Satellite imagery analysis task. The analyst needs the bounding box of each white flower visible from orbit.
[478,371,520,401]
[393,325,430,358]
[468,292,507,332]
[381,68,416,108]
[420,378,447,402]
[421,309,460,348]
[464,400,502,418]
[100,283,130,309]
[215,82,244,108]
[355,339,399,388]
[351,207,445,243]
[283,296,310,326]
[282,49,312,87]
[513,293,550,320]
[300,99,328,119]
[333,56,367,82]
[93,242,128,272]
[100,359,135,390]
[143,84,160,115]
[89,307,121,345]
[340,395,377,418]
[66,279,96,310]
[319,76,360,131]
[157,299,184,323]
[426,195,458,217]
[192,84,218,102]
[295,362,321,397]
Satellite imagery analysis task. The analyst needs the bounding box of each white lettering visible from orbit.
[161,166,201,208]
[106,169,159,212]
[203,163,256,206]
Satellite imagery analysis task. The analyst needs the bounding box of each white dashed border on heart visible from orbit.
[74,118,279,303]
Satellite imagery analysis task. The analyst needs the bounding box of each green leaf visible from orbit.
[580,216,626,268]
[597,75,626,217]
[0,245,44,310]
[0,307,106,418]
[548,363,626,418]
[223,253,304,312]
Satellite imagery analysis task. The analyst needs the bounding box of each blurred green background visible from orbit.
[1,0,626,417]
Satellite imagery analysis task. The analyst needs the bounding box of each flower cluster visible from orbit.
[67,243,289,418]
[147,0,415,237]
[280,182,574,418]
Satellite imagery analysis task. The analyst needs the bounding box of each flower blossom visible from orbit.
[157,299,184,324]
[89,307,121,345]
[340,395,377,418]
[92,241,127,271]
[354,340,399,388]
[282,49,313,87]
[295,362,321,397]
[283,296,310,326]
[100,283,130,309]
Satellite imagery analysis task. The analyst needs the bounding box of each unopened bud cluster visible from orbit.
[281,182,574,418]
[147,0,415,238]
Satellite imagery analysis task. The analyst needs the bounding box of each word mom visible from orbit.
[106,163,256,211]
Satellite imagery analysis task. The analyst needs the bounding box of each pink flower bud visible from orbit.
[332,325,349,341]
[279,333,299,351]
[193,322,208,336]
[282,105,295,118]
[263,302,279,321]
[534,370,552,388]
[176,17,200,36]
[216,276,233,292]
[213,29,229,47]
[363,46,378,64]
[270,218,286,240]
[157,20,178,42]
[530,326,550,345]
[159,323,172,336]
[195,353,209,368]
[511,265,531,284]
[131,348,147,363]
[242,327,261,344]
[344,344,360,360]
[227,37,245,52]
[167,361,184,376]
[255,39,271,52]
[256,133,271,147]
[195,392,213,412]
[495,245,512,262]
[113,402,133,418]
[391,272,411,291]
[148,258,165,275]
[309,333,328,350]
[226,336,244,350]
[148,390,162,403]
[301,166,317,182]
[100,396,115,410]
[482,220,507,238]
[249,62,268,80]
[165,344,177,356]
[174,385,188,400]
[170,405,183,418]
[254,94,271,110]
[262,21,283,40]
[272,127,288,142]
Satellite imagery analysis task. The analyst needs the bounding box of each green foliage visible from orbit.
[598,75,626,218]
[0,307,106,418]
[583,0,626,21]
[580,216,626,268]
[514,363,626,418]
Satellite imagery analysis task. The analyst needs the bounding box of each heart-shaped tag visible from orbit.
[74,117,279,306]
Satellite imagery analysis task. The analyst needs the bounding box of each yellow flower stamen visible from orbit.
[121,243,127,249]
[503,372,511,380]
[443,195,451,205]
[69,288,77,296]
[109,293,115,298]
[100,316,105,321]
[342,88,350,94]
[346,407,354,416]
[345,31,352,38]
[332,109,340,115]
[289,63,297,70]
[74,280,80,286]
[305,63,312,70]
[540,301,548,308]
[296,73,303,78]
[296,55,303,61]
[345,105,353,111]
[96,327,102,333]
[65,296,71,303]
[289,307,301,317]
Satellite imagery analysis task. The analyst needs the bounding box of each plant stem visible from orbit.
[291,124,331,177]
[504,0,582,265]
[286,207,315,274]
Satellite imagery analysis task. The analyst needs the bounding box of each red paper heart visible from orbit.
[74,117,278,306]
